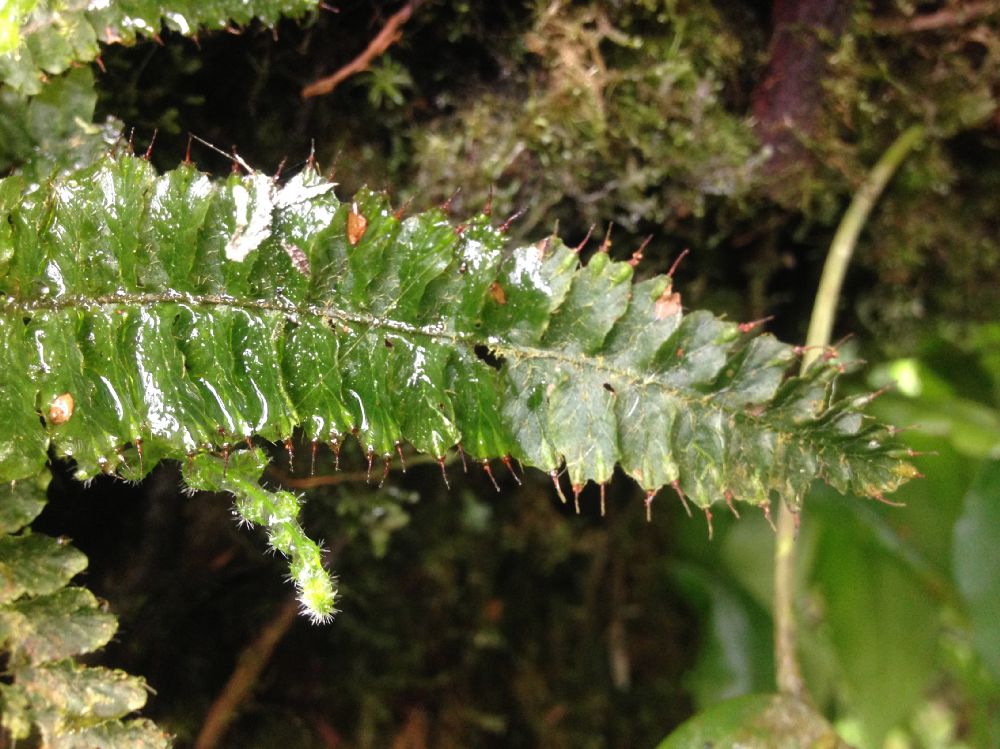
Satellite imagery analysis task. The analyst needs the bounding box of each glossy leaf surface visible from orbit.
[0,67,119,183]
[0,154,915,618]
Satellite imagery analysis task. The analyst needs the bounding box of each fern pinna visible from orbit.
[0,154,917,621]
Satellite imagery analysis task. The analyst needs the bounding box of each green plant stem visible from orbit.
[803,125,926,361]
[774,124,925,699]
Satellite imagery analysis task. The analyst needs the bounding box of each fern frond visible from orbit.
[0,0,317,93]
[0,154,917,618]
[0,479,170,746]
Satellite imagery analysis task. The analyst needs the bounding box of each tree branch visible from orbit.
[874,1,999,34]
[302,0,421,99]
[194,599,300,749]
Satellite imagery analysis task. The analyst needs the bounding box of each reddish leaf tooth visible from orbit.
[482,460,500,492]
[671,480,692,517]
[724,490,740,518]
[598,224,613,254]
[440,187,461,213]
[437,456,450,489]
[644,490,656,522]
[666,248,690,278]
[762,501,777,532]
[550,470,568,504]
[501,455,521,485]
[499,207,526,234]
[738,315,774,334]
[574,224,596,254]
[629,235,653,268]
[379,455,391,487]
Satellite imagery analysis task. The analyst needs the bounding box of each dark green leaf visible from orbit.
[0,155,916,619]
[15,661,154,734]
[672,564,774,707]
[46,718,171,749]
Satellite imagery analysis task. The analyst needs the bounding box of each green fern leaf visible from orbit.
[0,67,120,182]
[0,481,170,746]
[0,154,917,620]
[0,0,317,93]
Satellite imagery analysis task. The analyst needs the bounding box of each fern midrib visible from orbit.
[3,289,807,440]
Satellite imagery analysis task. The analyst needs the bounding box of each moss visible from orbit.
[405,0,763,239]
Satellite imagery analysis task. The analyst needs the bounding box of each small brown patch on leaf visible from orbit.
[654,289,682,320]
[489,281,507,305]
[48,393,74,425]
[347,202,367,245]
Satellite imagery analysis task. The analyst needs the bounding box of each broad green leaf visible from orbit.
[0,0,318,93]
[0,1,37,54]
[0,479,165,742]
[656,693,850,749]
[672,564,774,707]
[811,503,938,748]
[0,155,916,619]
[953,459,1000,682]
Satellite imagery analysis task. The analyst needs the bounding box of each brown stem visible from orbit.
[874,1,999,33]
[302,0,422,99]
[194,599,300,749]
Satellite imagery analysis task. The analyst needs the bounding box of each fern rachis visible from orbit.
[0,154,916,622]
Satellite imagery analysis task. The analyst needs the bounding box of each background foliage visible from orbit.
[2,1,999,747]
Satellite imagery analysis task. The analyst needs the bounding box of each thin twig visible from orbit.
[874,1,999,33]
[774,124,924,700]
[302,0,422,99]
[194,599,300,749]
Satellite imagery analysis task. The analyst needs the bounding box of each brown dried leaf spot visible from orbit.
[489,281,507,305]
[48,393,75,424]
[347,202,367,246]
[654,289,682,320]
